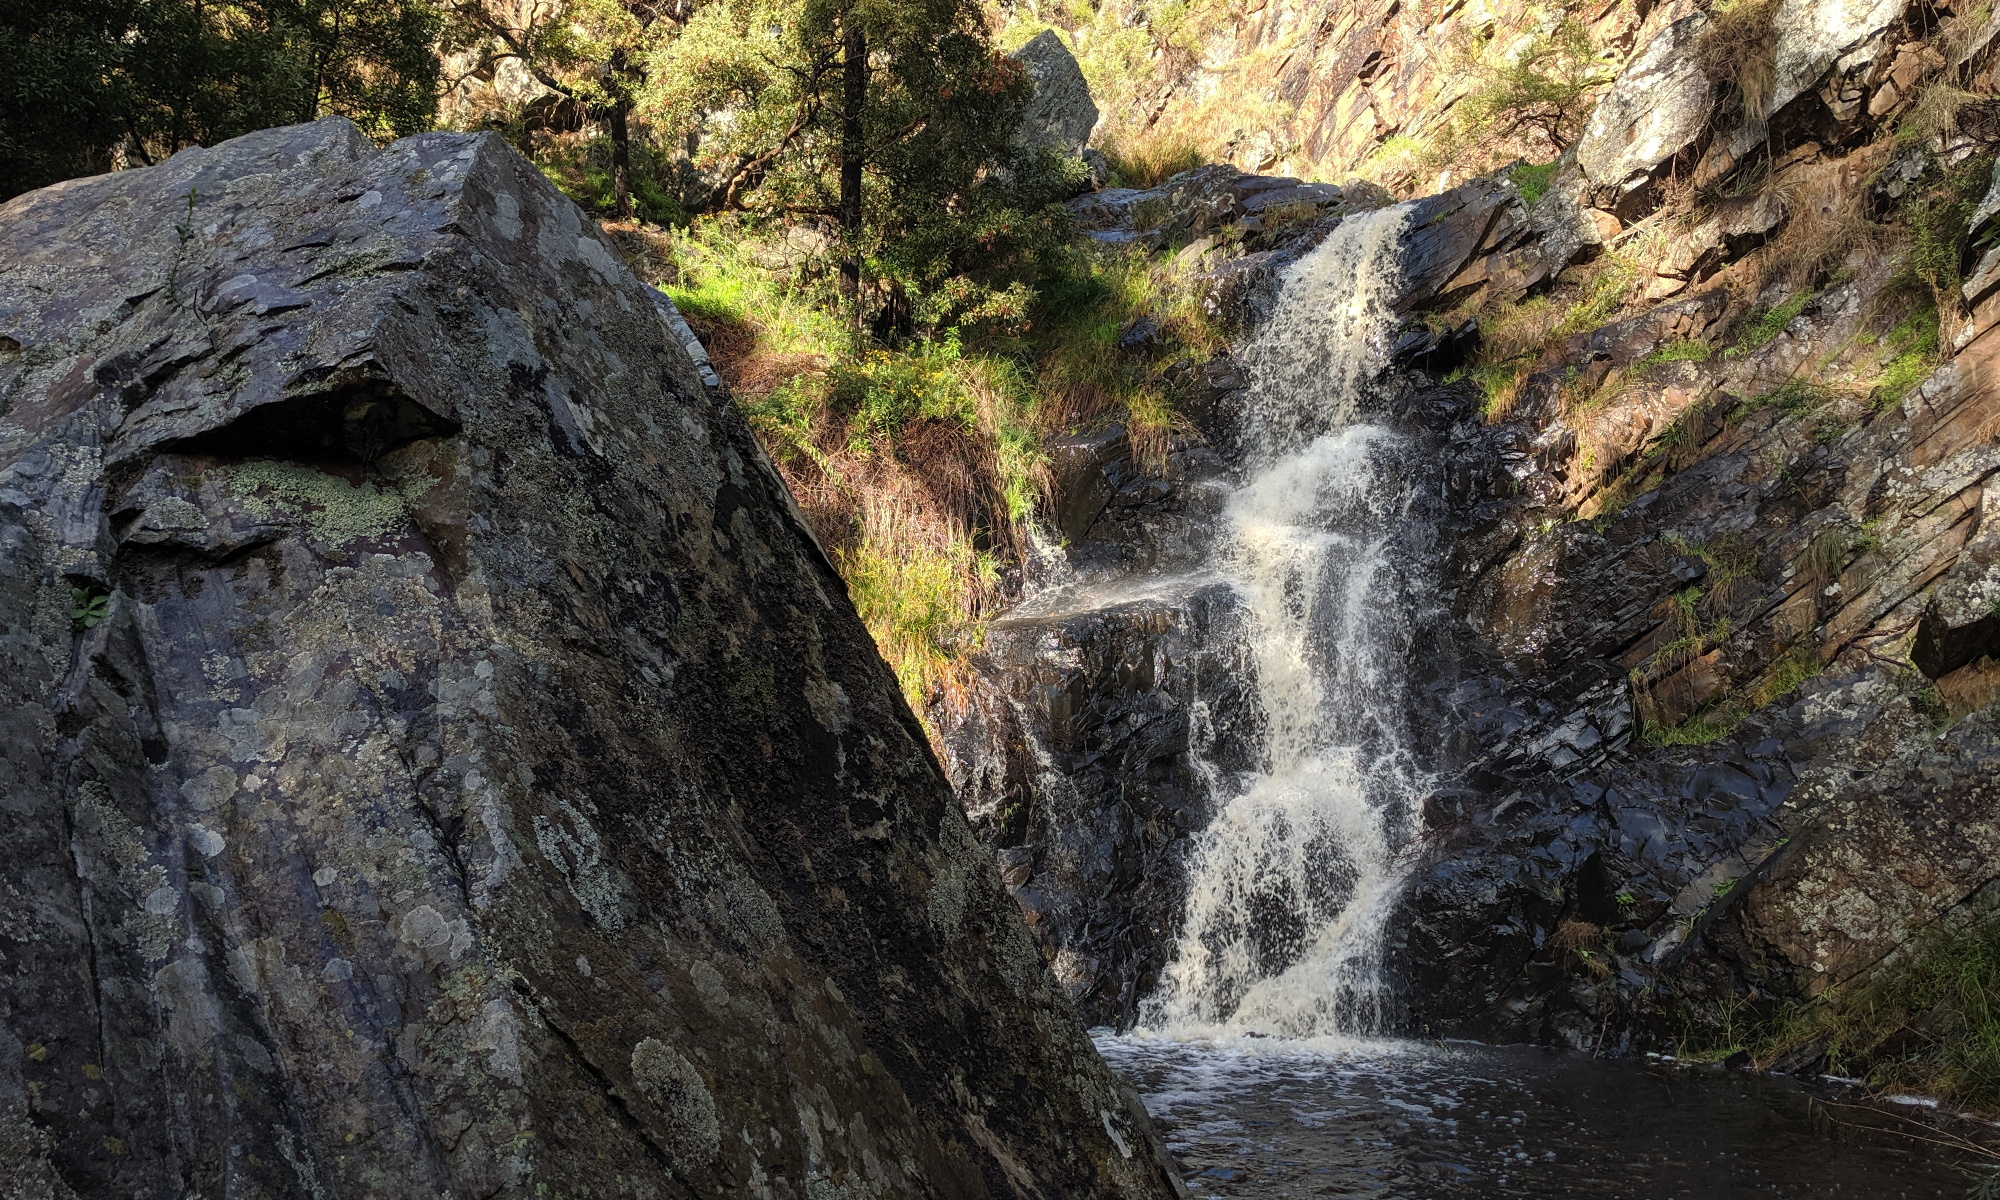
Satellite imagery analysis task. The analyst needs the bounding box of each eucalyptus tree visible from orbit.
[644,0,1077,320]
[444,0,690,217]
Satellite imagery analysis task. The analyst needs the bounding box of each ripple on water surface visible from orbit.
[1099,1033,1968,1199]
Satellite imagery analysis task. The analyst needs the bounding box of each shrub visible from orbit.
[1509,159,1560,207]
[1905,151,1997,315]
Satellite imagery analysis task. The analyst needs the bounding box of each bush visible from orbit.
[1905,152,1997,314]
[537,135,689,225]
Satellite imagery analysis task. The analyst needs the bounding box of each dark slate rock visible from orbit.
[0,118,1182,1200]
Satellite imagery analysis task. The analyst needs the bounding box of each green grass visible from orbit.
[1751,916,2000,1114]
[1872,301,1941,407]
[1509,159,1560,207]
[1553,253,1644,337]
[1634,338,1712,372]
[664,222,854,356]
[1728,289,1814,355]
[1642,702,1743,746]
[839,513,998,714]
[1732,377,1832,421]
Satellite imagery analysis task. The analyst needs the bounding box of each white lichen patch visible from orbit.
[629,1038,720,1173]
[219,460,413,547]
[531,797,629,931]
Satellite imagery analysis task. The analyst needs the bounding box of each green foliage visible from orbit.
[537,137,688,224]
[1733,376,1832,421]
[70,587,109,631]
[665,216,1220,719]
[1729,289,1814,355]
[1872,300,1941,407]
[1751,638,1821,707]
[1553,252,1644,337]
[839,509,996,714]
[1642,703,1742,746]
[641,0,1078,323]
[2,0,442,199]
[1904,151,1996,312]
[1452,20,1609,157]
[665,220,854,352]
[1634,338,1712,373]
[1752,916,2000,1114]
[1508,159,1560,207]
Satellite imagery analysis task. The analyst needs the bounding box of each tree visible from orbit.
[1453,20,1609,158]
[1,0,442,200]
[0,0,134,196]
[443,0,683,217]
[644,0,1077,327]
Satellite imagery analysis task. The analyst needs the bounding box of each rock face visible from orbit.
[1574,14,1713,192]
[0,119,1183,1200]
[949,0,2000,1059]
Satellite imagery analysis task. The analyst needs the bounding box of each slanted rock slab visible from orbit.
[0,118,1182,1200]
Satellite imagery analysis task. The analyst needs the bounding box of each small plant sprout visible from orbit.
[71,586,109,630]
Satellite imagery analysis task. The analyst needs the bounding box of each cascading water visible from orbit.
[1146,202,1432,1038]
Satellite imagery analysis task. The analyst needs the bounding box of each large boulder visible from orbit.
[0,119,1183,1200]
[1013,30,1101,157]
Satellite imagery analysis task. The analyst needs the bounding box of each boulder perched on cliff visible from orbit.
[0,118,1182,1200]
[1013,30,1100,158]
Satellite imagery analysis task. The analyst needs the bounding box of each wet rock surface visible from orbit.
[0,119,1184,1200]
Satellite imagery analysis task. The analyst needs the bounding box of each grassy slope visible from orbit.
[642,217,1217,719]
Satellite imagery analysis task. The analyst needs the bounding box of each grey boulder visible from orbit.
[1014,30,1101,157]
[0,118,1181,1200]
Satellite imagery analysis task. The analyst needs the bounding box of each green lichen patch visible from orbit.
[219,460,413,547]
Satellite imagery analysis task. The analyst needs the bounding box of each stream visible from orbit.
[1101,1033,1970,1198]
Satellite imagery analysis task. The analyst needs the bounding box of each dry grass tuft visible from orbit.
[1694,0,1781,125]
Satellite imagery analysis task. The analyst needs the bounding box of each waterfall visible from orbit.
[1146,202,1430,1038]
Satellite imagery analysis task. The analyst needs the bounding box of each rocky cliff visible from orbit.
[951,0,2000,1067]
[0,118,1184,1200]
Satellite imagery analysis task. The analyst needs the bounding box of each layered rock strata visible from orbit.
[951,0,2000,1050]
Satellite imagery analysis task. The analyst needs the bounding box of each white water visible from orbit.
[1146,202,1431,1038]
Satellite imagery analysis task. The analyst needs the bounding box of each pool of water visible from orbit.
[1099,1033,1973,1199]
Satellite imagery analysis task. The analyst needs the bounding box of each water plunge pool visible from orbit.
[1100,1034,1969,1198]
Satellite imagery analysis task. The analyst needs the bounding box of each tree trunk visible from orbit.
[609,98,633,219]
[838,19,866,303]
[608,51,634,220]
